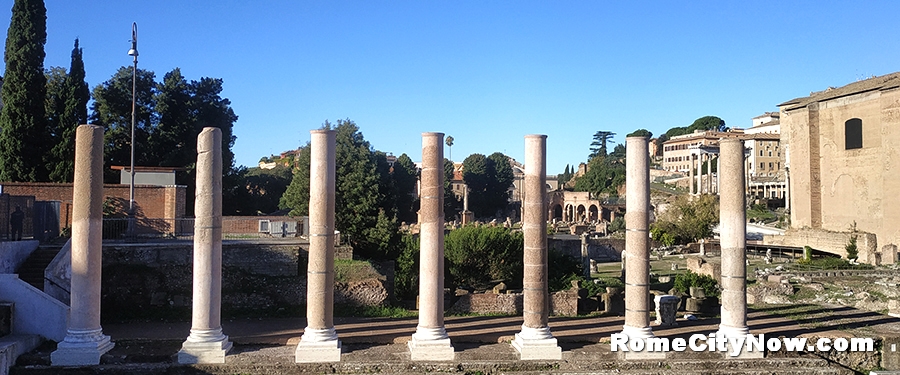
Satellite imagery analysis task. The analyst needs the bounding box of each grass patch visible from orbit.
[334,259,385,283]
[334,305,416,318]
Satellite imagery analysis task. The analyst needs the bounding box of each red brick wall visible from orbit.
[0,182,186,227]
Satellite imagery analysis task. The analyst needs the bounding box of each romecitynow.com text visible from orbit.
[610,333,875,357]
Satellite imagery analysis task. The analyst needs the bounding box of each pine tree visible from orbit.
[0,0,49,182]
[47,39,89,182]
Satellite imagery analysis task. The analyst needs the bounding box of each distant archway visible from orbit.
[552,204,563,220]
[588,205,599,222]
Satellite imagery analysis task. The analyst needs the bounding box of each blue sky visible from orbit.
[3,1,900,173]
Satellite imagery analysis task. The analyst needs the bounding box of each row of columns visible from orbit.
[620,138,756,357]
[49,129,755,365]
[688,151,720,195]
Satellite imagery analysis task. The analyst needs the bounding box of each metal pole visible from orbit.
[129,22,138,215]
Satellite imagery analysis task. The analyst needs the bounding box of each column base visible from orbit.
[295,327,341,363]
[617,325,665,360]
[512,325,561,360]
[51,328,114,366]
[716,326,763,359]
[177,328,232,364]
[408,327,454,361]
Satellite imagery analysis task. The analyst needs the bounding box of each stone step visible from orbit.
[9,356,853,375]
[15,247,62,291]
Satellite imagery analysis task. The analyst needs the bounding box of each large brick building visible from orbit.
[778,72,900,264]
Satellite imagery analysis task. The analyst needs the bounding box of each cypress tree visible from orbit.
[0,0,49,182]
[48,38,89,182]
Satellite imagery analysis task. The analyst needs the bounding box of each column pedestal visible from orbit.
[178,328,232,364]
[409,327,454,361]
[296,327,342,362]
[512,325,562,360]
[51,328,114,366]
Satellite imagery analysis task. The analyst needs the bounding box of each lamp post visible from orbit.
[128,22,138,224]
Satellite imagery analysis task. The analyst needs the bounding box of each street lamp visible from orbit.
[128,22,138,217]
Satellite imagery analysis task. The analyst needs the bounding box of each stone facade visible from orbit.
[779,72,900,264]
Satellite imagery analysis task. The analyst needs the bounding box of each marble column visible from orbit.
[512,135,561,360]
[716,154,721,194]
[409,132,455,361]
[296,129,342,362]
[717,139,753,344]
[688,153,695,195]
[621,136,654,340]
[178,128,232,364]
[707,154,713,194]
[461,184,473,225]
[52,125,114,366]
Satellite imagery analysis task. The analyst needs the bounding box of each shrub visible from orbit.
[547,248,583,292]
[444,226,524,290]
[673,271,719,297]
[395,233,420,300]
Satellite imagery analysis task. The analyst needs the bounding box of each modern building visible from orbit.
[777,72,900,264]
[743,113,787,200]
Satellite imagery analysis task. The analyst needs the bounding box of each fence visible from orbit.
[101,216,309,241]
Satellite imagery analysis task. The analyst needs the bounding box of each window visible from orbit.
[768,162,773,169]
[760,162,765,170]
[759,150,763,156]
[845,118,862,149]
[768,151,773,157]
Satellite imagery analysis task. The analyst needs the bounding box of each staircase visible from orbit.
[16,246,62,291]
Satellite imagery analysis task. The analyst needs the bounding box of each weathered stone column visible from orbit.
[688,153,695,195]
[461,184,474,225]
[296,129,342,362]
[717,138,751,341]
[409,132,455,361]
[178,128,232,364]
[716,154,721,194]
[621,136,654,341]
[52,125,114,366]
[513,135,561,360]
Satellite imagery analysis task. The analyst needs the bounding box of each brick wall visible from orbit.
[0,182,186,228]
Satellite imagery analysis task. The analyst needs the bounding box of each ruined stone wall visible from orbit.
[781,85,900,265]
[763,228,878,262]
[447,289,578,316]
[99,242,388,318]
[549,237,624,263]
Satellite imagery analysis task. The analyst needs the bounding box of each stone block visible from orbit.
[654,295,679,326]
[884,336,900,370]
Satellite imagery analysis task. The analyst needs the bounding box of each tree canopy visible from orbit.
[0,0,49,182]
[279,119,414,259]
[46,39,89,182]
[588,130,615,159]
[90,66,239,214]
[461,152,514,217]
[664,116,727,138]
[651,194,719,245]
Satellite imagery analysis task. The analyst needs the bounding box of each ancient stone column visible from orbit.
[717,138,751,340]
[178,128,232,364]
[688,153,695,195]
[513,135,561,360]
[296,129,342,362]
[409,132,454,360]
[461,184,474,225]
[52,125,114,366]
[621,136,654,340]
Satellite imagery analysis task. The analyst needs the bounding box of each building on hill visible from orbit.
[776,72,900,264]
[743,113,786,201]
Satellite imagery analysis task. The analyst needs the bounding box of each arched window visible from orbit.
[845,118,862,150]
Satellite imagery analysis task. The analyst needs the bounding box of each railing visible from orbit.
[101,217,307,241]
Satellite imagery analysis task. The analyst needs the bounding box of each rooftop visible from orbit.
[779,71,900,110]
